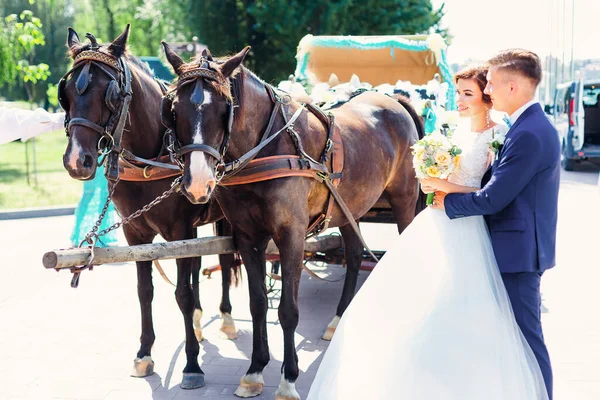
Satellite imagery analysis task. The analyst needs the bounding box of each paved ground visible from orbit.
[0,162,598,400]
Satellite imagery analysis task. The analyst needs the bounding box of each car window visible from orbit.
[583,85,600,106]
[555,88,568,114]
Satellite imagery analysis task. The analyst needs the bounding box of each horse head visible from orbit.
[162,42,250,204]
[61,25,131,180]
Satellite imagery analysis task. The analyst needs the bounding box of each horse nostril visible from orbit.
[83,154,94,169]
[206,180,216,196]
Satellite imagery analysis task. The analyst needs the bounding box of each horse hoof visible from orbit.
[193,309,204,342]
[234,373,264,398]
[321,315,340,341]
[131,356,154,377]
[181,372,205,390]
[275,375,300,400]
[220,313,238,340]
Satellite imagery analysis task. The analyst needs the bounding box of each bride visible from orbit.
[307,65,549,400]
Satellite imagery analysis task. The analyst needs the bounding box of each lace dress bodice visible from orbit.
[447,127,498,188]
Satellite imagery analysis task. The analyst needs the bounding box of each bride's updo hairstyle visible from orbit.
[454,65,492,105]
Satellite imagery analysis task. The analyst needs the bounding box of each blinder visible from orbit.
[75,62,92,95]
[105,80,121,113]
[58,77,68,112]
[160,94,174,129]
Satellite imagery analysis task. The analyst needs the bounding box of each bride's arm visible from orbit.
[420,177,479,194]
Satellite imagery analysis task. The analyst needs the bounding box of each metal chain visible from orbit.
[89,176,183,243]
[79,178,120,247]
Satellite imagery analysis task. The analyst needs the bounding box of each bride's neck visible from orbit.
[470,112,494,133]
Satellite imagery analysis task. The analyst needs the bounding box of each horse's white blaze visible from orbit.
[188,90,215,198]
[275,374,300,399]
[66,136,84,170]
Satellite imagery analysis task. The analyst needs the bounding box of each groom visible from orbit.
[432,49,560,398]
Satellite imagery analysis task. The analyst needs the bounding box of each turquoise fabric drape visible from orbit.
[70,164,118,247]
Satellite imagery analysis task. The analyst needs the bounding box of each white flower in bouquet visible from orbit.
[412,133,462,205]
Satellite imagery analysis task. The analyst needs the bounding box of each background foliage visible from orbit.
[0,0,446,104]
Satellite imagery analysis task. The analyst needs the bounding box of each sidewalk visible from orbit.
[0,165,599,399]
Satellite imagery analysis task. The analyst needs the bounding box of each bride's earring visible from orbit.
[485,108,491,127]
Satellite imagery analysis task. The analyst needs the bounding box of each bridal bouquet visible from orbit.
[412,132,462,205]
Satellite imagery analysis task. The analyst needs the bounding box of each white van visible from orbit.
[547,80,600,170]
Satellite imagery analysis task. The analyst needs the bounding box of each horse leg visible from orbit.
[235,239,270,398]
[122,226,157,378]
[175,253,205,389]
[322,223,363,341]
[191,256,204,342]
[216,219,238,340]
[387,191,418,235]
[386,171,419,234]
[273,226,306,400]
[188,227,204,343]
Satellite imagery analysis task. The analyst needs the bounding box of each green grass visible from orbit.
[0,130,82,209]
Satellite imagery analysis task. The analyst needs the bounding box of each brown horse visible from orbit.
[162,43,422,399]
[60,25,240,389]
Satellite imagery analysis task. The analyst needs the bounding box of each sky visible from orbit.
[432,0,600,64]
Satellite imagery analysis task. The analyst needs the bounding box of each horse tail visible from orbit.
[391,93,425,140]
[215,219,242,287]
[390,94,427,215]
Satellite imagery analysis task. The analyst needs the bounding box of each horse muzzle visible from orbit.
[63,151,97,180]
[181,177,216,204]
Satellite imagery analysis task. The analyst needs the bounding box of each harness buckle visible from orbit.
[325,138,334,154]
[316,171,329,181]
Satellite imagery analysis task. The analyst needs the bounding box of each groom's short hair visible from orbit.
[487,49,542,87]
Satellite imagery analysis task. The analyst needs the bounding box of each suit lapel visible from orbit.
[505,103,542,139]
[496,103,542,163]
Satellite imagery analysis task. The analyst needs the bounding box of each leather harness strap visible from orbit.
[117,156,182,182]
[219,155,335,186]
[219,101,346,239]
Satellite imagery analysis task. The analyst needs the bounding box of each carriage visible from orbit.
[45,33,455,272]
[46,28,453,397]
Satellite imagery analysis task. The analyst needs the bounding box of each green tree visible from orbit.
[175,0,446,82]
[0,0,73,104]
[0,8,50,103]
[71,0,189,57]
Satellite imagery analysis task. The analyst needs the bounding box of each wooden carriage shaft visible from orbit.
[42,235,343,270]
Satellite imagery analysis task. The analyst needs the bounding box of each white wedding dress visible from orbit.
[307,127,548,400]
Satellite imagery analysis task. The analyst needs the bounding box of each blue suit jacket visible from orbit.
[445,104,560,273]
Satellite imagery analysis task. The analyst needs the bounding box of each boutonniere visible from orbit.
[489,127,506,155]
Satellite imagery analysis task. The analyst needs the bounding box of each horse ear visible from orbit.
[108,23,130,57]
[67,27,80,51]
[201,48,214,61]
[162,41,185,75]
[220,46,251,78]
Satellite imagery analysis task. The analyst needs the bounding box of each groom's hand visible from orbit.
[431,191,447,211]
